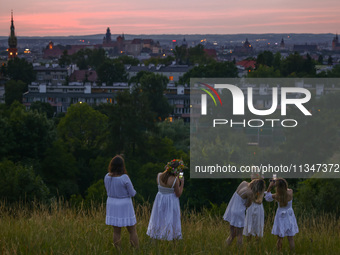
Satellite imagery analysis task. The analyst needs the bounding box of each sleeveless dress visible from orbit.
[243,202,264,237]
[223,191,247,228]
[265,192,299,237]
[146,174,182,240]
[104,174,137,227]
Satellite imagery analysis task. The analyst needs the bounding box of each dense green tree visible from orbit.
[0,160,49,203]
[114,55,140,66]
[179,61,238,85]
[157,120,190,152]
[58,50,72,67]
[279,52,316,77]
[40,140,78,198]
[273,52,282,70]
[173,45,188,65]
[297,178,340,213]
[2,58,35,84]
[30,101,55,118]
[0,116,14,160]
[57,103,108,154]
[5,102,55,161]
[256,51,274,67]
[138,72,172,121]
[188,44,212,65]
[327,55,333,65]
[97,60,127,85]
[326,64,340,77]
[4,80,27,105]
[144,56,175,66]
[248,65,281,78]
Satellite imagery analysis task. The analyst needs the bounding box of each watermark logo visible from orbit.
[201,84,311,116]
[200,83,222,115]
[200,83,312,128]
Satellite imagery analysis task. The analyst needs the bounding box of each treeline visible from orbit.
[1,48,340,214]
[249,51,340,78]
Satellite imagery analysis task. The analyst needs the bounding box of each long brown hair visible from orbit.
[161,160,179,184]
[276,178,288,207]
[249,179,266,202]
[108,155,127,176]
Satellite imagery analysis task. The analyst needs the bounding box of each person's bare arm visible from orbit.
[174,177,184,197]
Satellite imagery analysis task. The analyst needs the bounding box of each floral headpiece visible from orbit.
[164,159,186,175]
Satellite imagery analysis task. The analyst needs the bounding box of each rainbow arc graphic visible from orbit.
[200,83,222,115]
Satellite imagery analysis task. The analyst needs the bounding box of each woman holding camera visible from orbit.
[265,178,299,251]
[147,159,185,240]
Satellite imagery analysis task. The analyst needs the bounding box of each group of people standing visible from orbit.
[104,155,298,252]
[223,176,299,251]
[104,155,184,248]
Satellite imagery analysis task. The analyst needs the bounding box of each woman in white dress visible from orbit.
[243,175,266,238]
[265,178,299,251]
[147,159,185,240]
[223,179,265,246]
[104,155,139,248]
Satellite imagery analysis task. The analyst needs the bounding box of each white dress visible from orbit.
[265,192,299,237]
[243,202,264,237]
[223,192,247,228]
[104,174,137,227]
[147,174,182,240]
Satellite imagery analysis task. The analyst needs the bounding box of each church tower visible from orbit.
[280,38,285,49]
[8,11,18,60]
[332,33,339,50]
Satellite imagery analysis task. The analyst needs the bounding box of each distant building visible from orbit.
[103,27,112,44]
[69,70,98,83]
[332,34,340,51]
[233,38,253,54]
[293,44,318,52]
[34,65,69,86]
[43,42,95,59]
[280,38,285,49]
[126,64,192,83]
[23,82,129,113]
[8,11,18,60]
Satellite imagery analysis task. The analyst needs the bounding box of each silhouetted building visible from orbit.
[103,27,112,44]
[332,34,340,51]
[233,38,253,54]
[293,44,317,52]
[280,38,285,49]
[8,11,18,60]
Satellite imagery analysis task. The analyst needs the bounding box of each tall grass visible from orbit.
[0,200,339,255]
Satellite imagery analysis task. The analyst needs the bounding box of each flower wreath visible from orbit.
[164,159,186,175]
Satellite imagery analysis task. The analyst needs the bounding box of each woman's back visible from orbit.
[104,173,136,198]
[147,172,182,240]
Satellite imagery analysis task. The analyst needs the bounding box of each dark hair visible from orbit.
[161,160,179,184]
[276,178,288,207]
[108,155,127,176]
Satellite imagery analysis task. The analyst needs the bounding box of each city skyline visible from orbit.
[0,0,340,36]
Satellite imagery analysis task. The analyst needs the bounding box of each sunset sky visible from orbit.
[0,0,340,36]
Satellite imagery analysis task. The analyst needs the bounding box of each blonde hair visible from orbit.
[276,178,288,207]
[249,179,266,203]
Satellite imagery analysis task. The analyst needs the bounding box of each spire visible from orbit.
[8,10,18,59]
[8,11,17,48]
[10,10,15,35]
